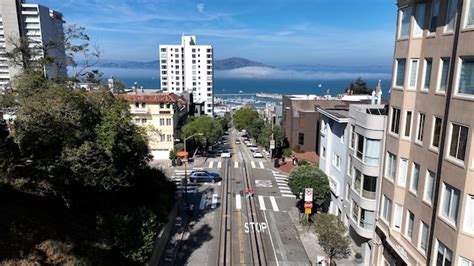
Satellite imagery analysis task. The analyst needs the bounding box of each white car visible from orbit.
[250,147,259,152]
[253,151,264,158]
[221,151,231,158]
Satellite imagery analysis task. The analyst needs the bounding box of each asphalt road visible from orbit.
[166,127,310,265]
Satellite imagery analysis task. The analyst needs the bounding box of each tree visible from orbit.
[233,107,259,130]
[182,116,223,147]
[288,165,330,206]
[314,214,351,262]
[247,117,264,139]
[345,77,373,95]
[0,119,18,178]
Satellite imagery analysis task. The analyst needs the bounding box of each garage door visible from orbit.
[151,150,169,160]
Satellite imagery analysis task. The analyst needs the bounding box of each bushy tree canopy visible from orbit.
[288,165,330,206]
[345,76,373,95]
[182,116,224,146]
[314,214,351,261]
[232,107,259,130]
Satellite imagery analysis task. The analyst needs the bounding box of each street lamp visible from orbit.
[183,132,204,211]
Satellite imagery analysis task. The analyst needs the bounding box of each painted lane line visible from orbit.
[270,196,279,212]
[209,161,214,168]
[236,194,242,210]
[258,195,266,211]
[217,161,222,168]
[282,194,296,198]
[259,162,264,169]
[211,194,218,209]
[262,210,280,266]
[234,161,238,168]
[199,194,207,210]
[274,174,288,177]
[251,161,256,168]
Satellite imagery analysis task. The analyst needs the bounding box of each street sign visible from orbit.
[305,208,312,214]
[304,202,313,209]
[270,140,275,149]
[304,188,313,202]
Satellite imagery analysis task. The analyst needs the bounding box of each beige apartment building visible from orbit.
[122,91,187,160]
[373,0,474,265]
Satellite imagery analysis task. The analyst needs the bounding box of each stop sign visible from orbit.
[304,202,313,209]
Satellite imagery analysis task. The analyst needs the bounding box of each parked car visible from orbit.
[253,151,264,158]
[235,139,241,144]
[189,170,221,183]
[221,150,231,158]
[250,147,259,152]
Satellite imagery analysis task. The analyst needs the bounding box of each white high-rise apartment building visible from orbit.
[159,35,214,116]
[0,0,66,89]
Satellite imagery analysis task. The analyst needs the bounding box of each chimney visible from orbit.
[376,80,382,105]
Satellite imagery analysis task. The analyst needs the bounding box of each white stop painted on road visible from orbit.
[244,222,267,233]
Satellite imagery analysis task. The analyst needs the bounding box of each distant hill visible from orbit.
[214,57,268,70]
[96,57,268,70]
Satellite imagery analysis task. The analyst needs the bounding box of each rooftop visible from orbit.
[120,92,186,105]
[317,108,350,123]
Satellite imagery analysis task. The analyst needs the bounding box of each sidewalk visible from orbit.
[150,156,208,176]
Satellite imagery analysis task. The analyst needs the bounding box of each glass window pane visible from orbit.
[468,0,474,26]
[430,0,440,32]
[410,60,419,87]
[398,158,408,187]
[446,0,458,31]
[411,163,420,192]
[449,124,460,158]
[400,7,412,37]
[439,58,450,92]
[424,59,432,89]
[414,4,426,36]
[365,139,380,165]
[405,111,413,137]
[362,175,377,199]
[433,117,442,148]
[459,59,474,95]
[396,60,406,87]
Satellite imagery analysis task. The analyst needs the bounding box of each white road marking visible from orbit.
[258,196,266,210]
[262,210,280,266]
[199,194,207,210]
[211,194,218,209]
[217,161,222,168]
[255,180,273,188]
[259,162,264,169]
[209,161,214,168]
[282,194,296,198]
[270,196,279,212]
[236,194,242,210]
[251,161,256,168]
[234,161,238,168]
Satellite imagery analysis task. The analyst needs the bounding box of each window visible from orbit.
[413,4,426,37]
[360,209,375,230]
[166,118,172,126]
[395,59,406,87]
[409,60,419,88]
[167,135,173,142]
[160,135,165,142]
[424,58,433,89]
[393,204,403,230]
[465,195,474,233]
[356,133,364,159]
[419,222,429,251]
[347,156,352,176]
[406,210,415,239]
[354,169,362,193]
[332,153,341,170]
[382,195,392,222]
[399,7,412,38]
[322,146,326,159]
[458,58,474,95]
[405,111,413,137]
[424,170,436,204]
[445,0,458,32]
[449,123,468,161]
[398,158,408,187]
[298,133,304,145]
[429,0,440,33]
[417,113,426,142]
[436,241,453,266]
[440,183,460,223]
[439,58,450,92]
[362,175,377,200]
[410,163,420,194]
[386,152,397,180]
[159,118,165,126]
[141,119,147,124]
[432,117,442,148]
[350,125,356,149]
[352,200,359,221]
[391,107,401,134]
[467,0,474,27]
[365,139,380,166]
[460,257,473,266]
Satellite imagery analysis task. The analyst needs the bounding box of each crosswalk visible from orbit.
[235,195,283,212]
[170,169,221,194]
[206,160,265,169]
[272,171,296,198]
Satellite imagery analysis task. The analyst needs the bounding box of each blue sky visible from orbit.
[36,0,397,66]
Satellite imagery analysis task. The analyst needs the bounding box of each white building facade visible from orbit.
[0,0,66,89]
[159,35,214,116]
[318,108,349,218]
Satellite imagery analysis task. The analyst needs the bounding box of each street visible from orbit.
[161,127,311,265]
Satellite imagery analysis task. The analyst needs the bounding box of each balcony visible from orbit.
[359,218,375,230]
[362,189,376,200]
[131,107,149,114]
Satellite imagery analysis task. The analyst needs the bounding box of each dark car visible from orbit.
[189,170,221,183]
